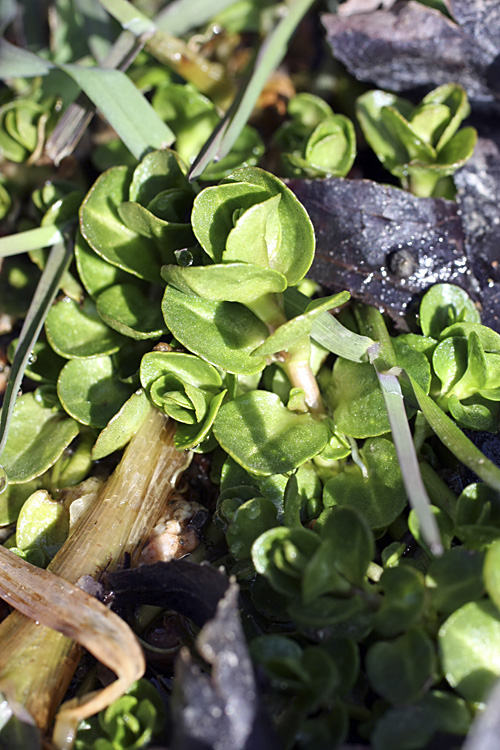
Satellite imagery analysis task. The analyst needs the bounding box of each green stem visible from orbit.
[282,336,324,414]
[419,461,458,521]
[407,171,440,198]
[247,293,287,333]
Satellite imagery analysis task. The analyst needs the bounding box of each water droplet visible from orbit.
[0,466,8,494]
[27,352,37,365]
[174,248,193,267]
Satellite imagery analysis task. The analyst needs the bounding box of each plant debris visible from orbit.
[322,0,500,102]
[289,176,470,320]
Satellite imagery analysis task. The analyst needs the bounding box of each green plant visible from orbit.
[356,84,477,197]
[2,2,500,750]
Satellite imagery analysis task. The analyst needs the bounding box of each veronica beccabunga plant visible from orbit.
[356,83,477,198]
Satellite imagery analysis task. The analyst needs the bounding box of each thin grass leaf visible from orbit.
[0,225,65,258]
[0,40,174,161]
[0,545,145,749]
[408,373,500,492]
[377,368,443,555]
[0,38,54,76]
[155,0,243,35]
[0,238,73,484]
[285,287,375,363]
[46,0,228,164]
[97,0,155,36]
[0,0,16,33]
[45,30,143,164]
[61,64,174,159]
[188,0,316,180]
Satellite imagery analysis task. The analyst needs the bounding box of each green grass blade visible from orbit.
[188,0,316,180]
[0,40,174,161]
[97,0,155,35]
[285,287,374,363]
[0,38,54,76]
[61,64,174,159]
[0,226,65,258]
[408,373,500,492]
[377,369,443,555]
[155,0,242,35]
[0,238,74,480]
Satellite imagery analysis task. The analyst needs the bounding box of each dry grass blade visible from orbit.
[0,408,191,744]
[0,546,145,749]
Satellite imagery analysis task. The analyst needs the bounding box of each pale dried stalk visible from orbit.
[0,546,145,750]
[0,408,190,738]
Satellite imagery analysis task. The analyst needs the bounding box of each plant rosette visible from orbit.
[274,92,357,178]
[356,84,477,197]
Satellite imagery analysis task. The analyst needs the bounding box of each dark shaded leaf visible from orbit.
[287,177,470,320]
[173,582,277,750]
[454,132,500,332]
[322,1,499,102]
[107,562,278,750]
[106,560,230,628]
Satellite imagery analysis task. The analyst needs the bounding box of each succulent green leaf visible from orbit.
[419,283,480,339]
[162,285,268,375]
[74,230,131,297]
[0,393,79,483]
[435,126,477,169]
[174,389,227,450]
[91,390,151,460]
[303,115,356,177]
[301,539,351,603]
[323,437,406,529]
[448,393,500,432]
[456,482,500,528]
[96,283,166,340]
[214,390,329,475]
[374,566,426,637]
[224,167,315,285]
[191,182,269,263]
[439,601,500,703]
[484,540,500,614]
[327,359,389,438]
[226,496,278,559]
[140,351,223,393]
[79,166,163,282]
[427,547,484,615]
[252,525,320,597]
[15,489,69,564]
[288,594,372,637]
[422,83,470,151]
[45,297,125,358]
[356,90,413,173]
[57,356,132,428]
[0,480,40,526]
[381,105,436,165]
[315,505,374,585]
[366,627,436,705]
[161,262,288,304]
[128,148,191,206]
[253,292,350,357]
[8,338,65,384]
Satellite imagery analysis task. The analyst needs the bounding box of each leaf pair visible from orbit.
[357,84,477,196]
[275,92,356,178]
